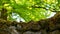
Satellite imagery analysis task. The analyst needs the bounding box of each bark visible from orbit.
[1,8,7,20]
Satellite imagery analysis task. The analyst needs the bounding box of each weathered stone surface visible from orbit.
[0,12,60,34]
[23,31,41,34]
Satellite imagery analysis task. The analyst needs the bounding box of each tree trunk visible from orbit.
[1,8,7,20]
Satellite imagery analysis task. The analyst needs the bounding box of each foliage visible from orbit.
[0,0,60,22]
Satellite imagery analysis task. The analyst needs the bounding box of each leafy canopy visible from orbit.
[0,0,60,22]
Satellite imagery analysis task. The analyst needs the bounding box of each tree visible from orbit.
[0,0,60,34]
[0,0,59,22]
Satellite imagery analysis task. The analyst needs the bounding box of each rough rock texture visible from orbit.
[0,12,60,34]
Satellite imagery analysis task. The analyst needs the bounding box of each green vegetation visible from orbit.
[0,0,60,22]
[0,0,60,34]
